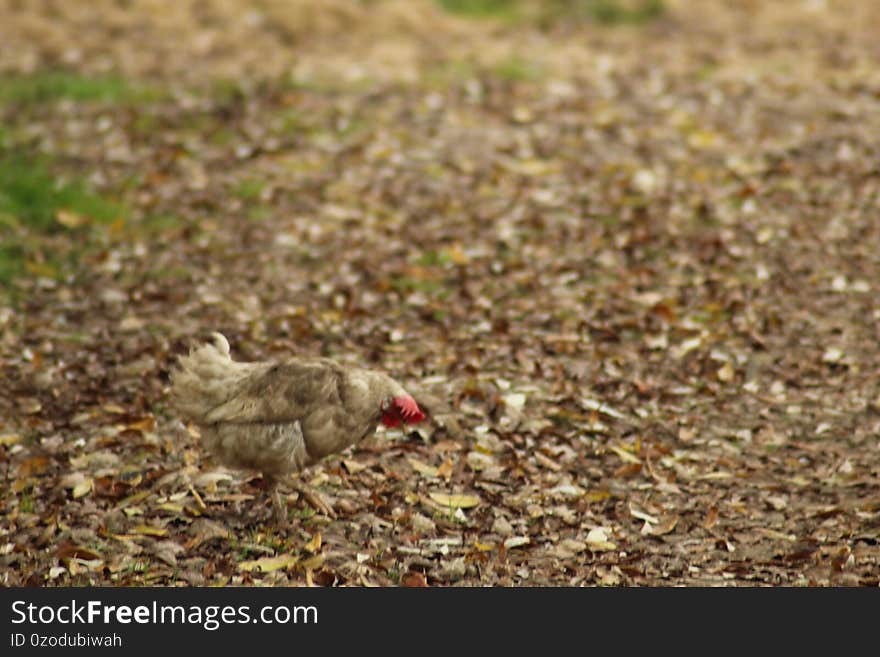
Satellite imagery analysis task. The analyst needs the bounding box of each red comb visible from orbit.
[394,395,425,423]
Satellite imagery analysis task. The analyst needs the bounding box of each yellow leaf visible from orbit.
[446,244,469,265]
[132,525,167,537]
[56,209,89,228]
[300,554,325,571]
[304,532,322,554]
[408,458,439,478]
[238,554,300,573]
[0,434,21,446]
[473,541,495,552]
[429,492,480,509]
[117,490,151,509]
[717,362,735,382]
[436,459,454,480]
[72,477,93,499]
[584,490,611,503]
[157,503,185,514]
[609,445,641,464]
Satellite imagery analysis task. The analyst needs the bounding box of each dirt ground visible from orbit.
[1,0,879,586]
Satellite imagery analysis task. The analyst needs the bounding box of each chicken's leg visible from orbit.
[262,474,288,526]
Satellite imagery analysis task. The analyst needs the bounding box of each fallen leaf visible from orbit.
[56,209,89,228]
[717,362,735,382]
[132,525,168,537]
[429,492,480,509]
[402,572,429,587]
[703,507,719,530]
[304,532,322,553]
[503,536,530,550]
[436,459,454,480]
[17,455,50,477]
[56,543,102,562]
[554,539,587,558]
[151,540,185,567]
[585,528,617,551]
[629,506,659,524]
[238,554,300,573]
[342,458,368,474]
[300,554,325,570]
[585,490,611,503]
[609,445,641,464]
[73,477,94,499]
[502,393,526,410]
[124,416,156,432]
[646,516,678,536]
[408,458,439,477]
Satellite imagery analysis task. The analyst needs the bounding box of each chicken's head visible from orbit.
[380,394,426,428]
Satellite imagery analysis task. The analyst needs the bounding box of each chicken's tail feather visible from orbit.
[170,332,261,423]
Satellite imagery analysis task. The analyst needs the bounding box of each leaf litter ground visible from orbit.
[1,0,879,586]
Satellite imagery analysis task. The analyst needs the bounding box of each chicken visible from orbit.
[170,333,425,524]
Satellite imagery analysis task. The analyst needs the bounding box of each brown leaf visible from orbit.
[56,542,101,562]
[94,476,132,499]
[402,572,429,587]
[703,507,719,530]
[17,456,50,478]
[613,462,643,478]
[647,516,679,536]
[124,416,156,432]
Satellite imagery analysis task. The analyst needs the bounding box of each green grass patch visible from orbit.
[559,0,664,25]
[494,56,544,82]
[234,178,266,202]
[437,0,520,19]
[0,71,157,106]
[0,154,126,232]
[0,152,128,286]
[437,0,664,25]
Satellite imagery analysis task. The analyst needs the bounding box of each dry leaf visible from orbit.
[402,572,429,587]
[503,536,530,550]
[300,554,325,570]
[702,507,719,530]
[609,445,641,464]
[585,528,617,551]
[132,525,168,537]
[408,458,439,477]
[342,458,368,474]
[717,362,735,382]
[646,516,679,536]
[429,492,480,509]
[304,532,322,553]
[238,554,300,573]
[56,209,89,228]
[73,477,94,499]
[436,459,454,480]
